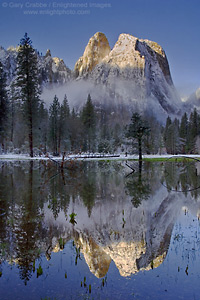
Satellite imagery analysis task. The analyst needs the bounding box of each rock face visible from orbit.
[0,46,71,85]
[0,46,17,82]
[74,32,111,77]
[0,32,183,120]
[40,49,71,84]
[74,32,181,117]
[186,87,200,110]
[75,32,172,84]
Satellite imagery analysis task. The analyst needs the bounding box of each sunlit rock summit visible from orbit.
[75,32,111,77]
[74,32,181,118]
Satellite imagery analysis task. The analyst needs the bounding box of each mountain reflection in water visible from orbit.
[0,159,200,299]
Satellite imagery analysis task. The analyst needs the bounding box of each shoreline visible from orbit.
[1,153,200,162]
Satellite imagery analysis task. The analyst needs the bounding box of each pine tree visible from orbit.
[9,82,17,144]
[126,112,150,160]
[113,123,122,152]
[143,114,163,154]
[61,94,70,118]
[38,102,48,154]
[59,94,70,152]
[80,172,96,217]
[179,112,188,153]
[49,95,60,155]
[0,61,9,151]
[69,108,83,152]
[16,33,41,157]
[172,118,180,154]
[81,94,96,152]
[187,109,199,153]
[98,108,111,153]
[164,116,172,153]
[164,117,180,154]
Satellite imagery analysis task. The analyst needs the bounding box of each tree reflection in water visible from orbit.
[125,160,151,208]
[0,159,200,294]
[162,157,200,197]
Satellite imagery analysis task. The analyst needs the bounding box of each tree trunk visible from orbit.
[138,137,142,160]
[29,129,33,157]
[29,114,33,157]
[58,129,61,155]
[139,159,142,175]
[11,99,14,143]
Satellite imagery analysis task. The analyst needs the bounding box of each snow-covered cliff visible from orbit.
[0,32,183,121]
[74,32,181,117]
[0,46,71,85]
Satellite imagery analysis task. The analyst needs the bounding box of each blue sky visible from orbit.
[0,0,200,96]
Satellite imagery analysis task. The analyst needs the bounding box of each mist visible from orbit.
[41,76,182,125]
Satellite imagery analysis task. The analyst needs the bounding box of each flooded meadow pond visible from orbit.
[0,158,200,299]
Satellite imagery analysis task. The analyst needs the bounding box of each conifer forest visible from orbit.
[0,34,199,157]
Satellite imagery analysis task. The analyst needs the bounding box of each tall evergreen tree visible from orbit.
[0,61,9,151]
[9,82,17,144]
[144,114,163,154]
[38,102,48,154]
[61,94,70,117]
[126,112,150,160]
[172,118,180,154]
[69,108,83,152]
[16,33,40,157]
[164,116,172,153]
[49,95,60,155]
[179,112,188,153]
[164,117,180,154]
[188,108,199,153]
[164,116,171,147]
[81,94,96,152]
[59,94,70,152]
[98,108,112,153]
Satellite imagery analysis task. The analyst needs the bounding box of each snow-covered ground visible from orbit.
[1,153,200,161]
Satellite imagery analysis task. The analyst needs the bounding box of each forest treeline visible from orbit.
[0,34,199,156]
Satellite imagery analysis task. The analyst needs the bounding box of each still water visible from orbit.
[0,158,200,299]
